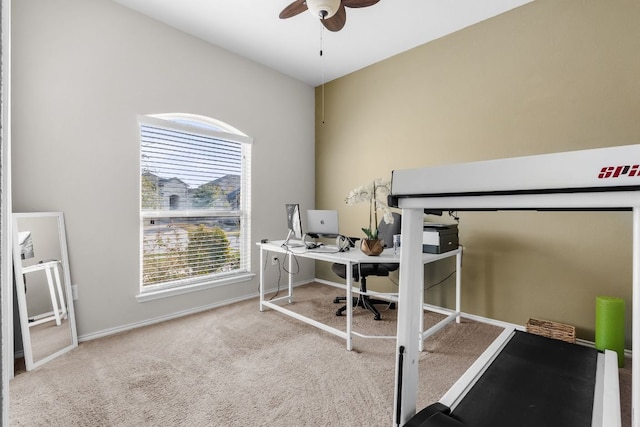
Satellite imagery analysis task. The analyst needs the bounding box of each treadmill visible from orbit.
[388,145,635,426]
[405,329,620,427]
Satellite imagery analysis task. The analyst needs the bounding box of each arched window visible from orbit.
[138,113,252,297]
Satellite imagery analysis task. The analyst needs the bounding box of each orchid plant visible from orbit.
[345,178,394,240]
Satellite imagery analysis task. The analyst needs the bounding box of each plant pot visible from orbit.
[361,239,383,256]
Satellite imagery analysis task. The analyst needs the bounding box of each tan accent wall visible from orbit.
[315,0,640,347]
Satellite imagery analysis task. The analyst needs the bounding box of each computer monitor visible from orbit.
[285,204,303,244]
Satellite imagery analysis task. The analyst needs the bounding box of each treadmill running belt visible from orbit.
[452,331,598,427]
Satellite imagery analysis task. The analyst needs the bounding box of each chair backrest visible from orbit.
[378,212,401,248]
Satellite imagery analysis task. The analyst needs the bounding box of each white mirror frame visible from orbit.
[12,212,77,370]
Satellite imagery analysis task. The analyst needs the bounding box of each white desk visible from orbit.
[258,240,462,351]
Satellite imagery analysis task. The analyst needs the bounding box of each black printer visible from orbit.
[422,224,459,254]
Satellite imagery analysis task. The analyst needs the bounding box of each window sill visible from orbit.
[136,273,255,302]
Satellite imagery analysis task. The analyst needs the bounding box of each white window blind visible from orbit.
[139,115,251,292]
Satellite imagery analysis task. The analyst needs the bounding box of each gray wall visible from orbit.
[11,0,316,339]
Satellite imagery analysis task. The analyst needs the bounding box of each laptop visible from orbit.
[306,210,339,237]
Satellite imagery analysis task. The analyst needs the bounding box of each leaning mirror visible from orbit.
[12,212,77,370]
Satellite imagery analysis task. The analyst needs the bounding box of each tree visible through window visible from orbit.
[139,114,252,292]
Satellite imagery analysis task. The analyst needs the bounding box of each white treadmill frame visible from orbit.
[390,144,640,426]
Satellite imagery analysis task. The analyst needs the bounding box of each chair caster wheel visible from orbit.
[333,297,341,304]
[374,314,381,321]
[390,303,396,309]
[336,310,343,316]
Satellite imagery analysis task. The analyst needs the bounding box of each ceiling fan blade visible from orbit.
[279,0,308,19]
[342,0,380,8]
[321,4,346,32]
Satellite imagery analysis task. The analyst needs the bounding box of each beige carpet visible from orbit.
[9,283,631,426]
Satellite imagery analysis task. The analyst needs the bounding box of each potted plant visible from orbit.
[345,178,394,256]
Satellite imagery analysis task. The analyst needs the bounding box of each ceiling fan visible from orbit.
[279,0,381,32]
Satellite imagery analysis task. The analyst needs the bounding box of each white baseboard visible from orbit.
[79,295,253,342]
[78,279,314,343]
[14,278,316,353]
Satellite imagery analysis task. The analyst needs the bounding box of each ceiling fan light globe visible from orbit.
[306,0,341,19]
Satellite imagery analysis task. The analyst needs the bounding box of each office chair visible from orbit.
[331,212,401,320]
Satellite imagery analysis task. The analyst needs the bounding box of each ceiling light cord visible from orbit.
[320,18,324,58]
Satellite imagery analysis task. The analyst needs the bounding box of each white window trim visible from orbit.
[136,272,255,302]
[136,114,253,300]
[141,115,252,145]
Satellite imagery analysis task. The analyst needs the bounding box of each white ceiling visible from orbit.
[113,0,532,87]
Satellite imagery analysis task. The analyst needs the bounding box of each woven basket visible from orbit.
[526,318,576,343]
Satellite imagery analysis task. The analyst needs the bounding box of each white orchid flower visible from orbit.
[345,178,394,240]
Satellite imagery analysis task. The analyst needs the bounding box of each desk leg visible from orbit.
[346,262,353,351]
[456,250,462,323]
[52,264,67,319]
[419,280,424,352]
[259,247,265,312]
[288,253,293,304]
[44,268,62,326]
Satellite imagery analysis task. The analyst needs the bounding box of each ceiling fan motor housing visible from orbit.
[306,0,341,19]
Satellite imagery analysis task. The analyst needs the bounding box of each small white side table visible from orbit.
[21,260,67,326]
